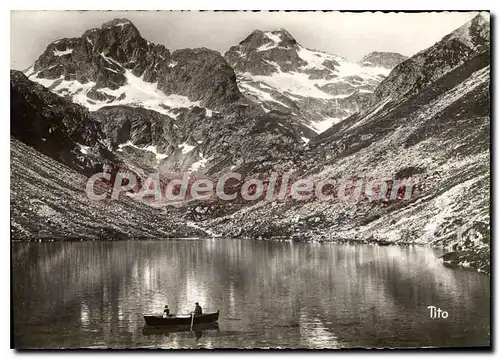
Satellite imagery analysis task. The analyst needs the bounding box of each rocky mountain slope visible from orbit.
[10,70,207,240]
[372,13,489,106]
[10,137,206,241]
[224,29,406,133]
[23,19,309,176]
[11,70,117,176]
[90,103,305,177]
[198,14,491,272]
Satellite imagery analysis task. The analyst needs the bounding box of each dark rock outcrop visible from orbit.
[10,70,116,175]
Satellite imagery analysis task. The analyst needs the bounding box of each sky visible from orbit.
[10,11,481,70]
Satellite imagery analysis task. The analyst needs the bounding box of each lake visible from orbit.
[12,239,490,349]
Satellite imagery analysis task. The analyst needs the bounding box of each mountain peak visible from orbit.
[238,28,298,51]
[474,12,490,23]
[270,28,295,39]
[97,18,143,43]
[264,28,298,46]
[373,13,490,106]
[442,12,490,52]
[359,51,408,69]
[101,18,135,29]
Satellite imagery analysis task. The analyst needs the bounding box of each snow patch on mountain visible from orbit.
[297,47,332,70]
[334,57,390,78]
[100,52,123,67]
[77,144,91,155]
[239,45,391,101]
[24,66,35,77]
[308,117,343,133]
[29,69,201,117]
[247,71,334,99]
[189,154,209,172]
[264,31,282,44]
[114,21,131,28]
[179,142,195,154]
[238,81,291,108]
[53,48,73,56]
[98,70,200,112]
[118,141,168,162]
[102,19,133,29]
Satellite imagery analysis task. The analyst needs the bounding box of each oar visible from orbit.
[190,312,195,332]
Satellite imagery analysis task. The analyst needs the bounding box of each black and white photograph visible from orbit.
[9,9,491,349]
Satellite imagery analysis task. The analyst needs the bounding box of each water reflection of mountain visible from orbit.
[12,240,490,348]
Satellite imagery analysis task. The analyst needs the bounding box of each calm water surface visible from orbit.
[12,239,490,349]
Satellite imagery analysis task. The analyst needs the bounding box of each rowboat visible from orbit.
[143,310,220,326]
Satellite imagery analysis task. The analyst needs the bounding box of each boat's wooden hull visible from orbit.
[143,311,219,326]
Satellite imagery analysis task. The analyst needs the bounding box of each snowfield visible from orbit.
[28,69,201,118]
[232,41,396,135]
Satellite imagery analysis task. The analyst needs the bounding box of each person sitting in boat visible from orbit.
[163,305,170,318]
[194,302,203,316]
